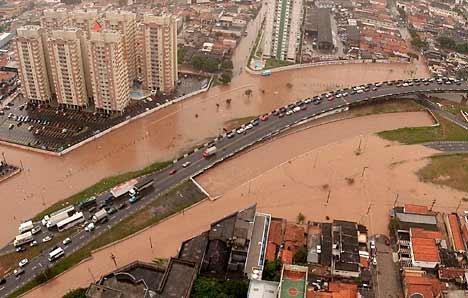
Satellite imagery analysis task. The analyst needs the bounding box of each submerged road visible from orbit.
[1,77,467,297]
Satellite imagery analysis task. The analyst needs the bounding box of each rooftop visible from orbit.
[447,214,465,252]
[411,238,440,263]
[245,213,270,277]
[178,232,209,266]
[404,204,430,215]
[247,279,280,298]
[410,228,443,240]
[396,212,438,226]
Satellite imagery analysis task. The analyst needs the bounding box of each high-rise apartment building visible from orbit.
[103,11,137,85]
[87,30,130,112]
[263,0,304,62]
[69,9,100,97]
[47,29,88,108]
[41,8,70,30]
[15,26,51,102]
[138,15,178,94]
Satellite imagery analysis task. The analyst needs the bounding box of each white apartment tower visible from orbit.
[138,15,178,94]
[15,26,51,102]
[103,11,137,85]
[41,8,70,30]
[263,0,304,62]
[47,29,88,108]
[87,30,130,112]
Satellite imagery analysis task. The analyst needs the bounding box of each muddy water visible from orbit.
[22,112,455,298]
[0,62,428,246]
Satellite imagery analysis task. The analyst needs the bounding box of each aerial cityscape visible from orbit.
[0,0,466,297]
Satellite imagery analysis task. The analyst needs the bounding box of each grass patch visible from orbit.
[33,160,171,221]
[224,116,257,131]
[351,99,424,117]
[9,181,205,298]
[378,116,468,145]
[417,154,468,193]
[264,58,294,70]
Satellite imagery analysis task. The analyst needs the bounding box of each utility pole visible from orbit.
[393,193,399,207]
[149,236,153,249]
[88,267,96,283]
[326,190,331,204]
[110,253,117,268]
[361,166,368,177]
[455,198,463,213]
[1,152,6,164]
[430,199,437,211]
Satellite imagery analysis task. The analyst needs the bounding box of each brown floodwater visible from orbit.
[23,111,459,298]
[0,61,428,246]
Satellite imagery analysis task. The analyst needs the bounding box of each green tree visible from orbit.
[263,259,282,281]
[177,48,187,63]
[191,55,220,73]
[191,277,248,298]
[293,246,308,265]
[63,288,87,298]
[219,70,232,84]
[388,217,400,236]
[221,59,234,70]
[297,212,305,224]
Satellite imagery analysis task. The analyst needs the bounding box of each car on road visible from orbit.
[370,240,376,250]
[278,112,285,118]
[245,123,254,130]
[18,258,28,267]
[286,110,293,116]
[236,127,245,134]
[13,268,24,277]
[105,206,117,215]
[15,246,25,253]
[300,105,307,111]
[226,132,235,139]
[31,226,41,235]
[118,202,128,210]
[260,114,269,121]
[42,235,52,242]
[372,257,377,266]
[29,240,37,247]
[0,277,5,285]
[292,106,301,113]
[169,169,177,175]
[85,222,95,232]
[182,161,191,168]
[8,124,14,129]
[62,237,72,245]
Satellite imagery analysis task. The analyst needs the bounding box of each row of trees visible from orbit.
[191,277,248,298]
[190,55,234,84]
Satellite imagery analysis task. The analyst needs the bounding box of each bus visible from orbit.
[48,247,64,262]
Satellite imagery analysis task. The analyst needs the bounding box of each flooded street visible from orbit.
[22,111,464,298]
[0,61,428,246]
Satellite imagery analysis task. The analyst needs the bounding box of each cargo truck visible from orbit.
[111,179,138,199]
[14,232,34,247]
[18,220,34,234]
[92,209,108,223]
[203,146,217,158]
[129,178,154,203]
[42,205,75,227]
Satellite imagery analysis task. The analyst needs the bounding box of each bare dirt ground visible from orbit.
[23,111,466,298]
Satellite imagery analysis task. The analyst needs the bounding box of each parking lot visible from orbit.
[0,74,206,152]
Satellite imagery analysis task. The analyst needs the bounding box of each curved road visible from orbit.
[1,78,467,297]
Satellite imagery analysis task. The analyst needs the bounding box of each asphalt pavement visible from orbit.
[424,141,468,152]
[1,78,467,297]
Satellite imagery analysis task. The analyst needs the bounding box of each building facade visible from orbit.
[262,0,304,62]
[15,26,51,102]
[87,30,130,112]
[41,8,70,30]
[103,11,137,86]
[138,15,178,94]
[47,29,88,108]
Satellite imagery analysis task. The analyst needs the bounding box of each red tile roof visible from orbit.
[360,256,369,268]
[404,204,430,215]
[265,243,277,261]
[448,214,465,252]
[281,250,293,265]
[404,275,444,298]
[411,238,440,263]
[410,228,442,240]
[268,220,282,245]
[438,267,466,281]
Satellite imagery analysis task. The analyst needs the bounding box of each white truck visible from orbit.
[42,205,75,227]
[111,179,138,199]
[13,232,34,247]
[18,220,34,234]
[92,209,108,223]
[203,146,217,158]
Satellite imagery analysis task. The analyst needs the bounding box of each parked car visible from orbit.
[62,237,72,245]
[18,258,28,267]
[0,277,6,285]
[182,161,191,168]
[169,169,177,175]
[29,240,38,247]
[105,206,117,215]
[42,235,53,242]
[13,268,24,277]
[85,222,95,232]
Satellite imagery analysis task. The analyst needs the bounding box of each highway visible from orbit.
[1,77,467,297]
